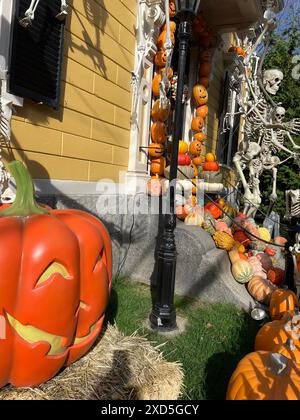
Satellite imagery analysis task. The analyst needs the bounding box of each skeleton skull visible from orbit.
[263,69,284,95]
[273,106,286,123]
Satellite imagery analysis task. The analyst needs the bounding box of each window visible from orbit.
[9,0,66,109]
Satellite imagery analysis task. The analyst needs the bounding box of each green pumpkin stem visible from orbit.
[0,161,48,217]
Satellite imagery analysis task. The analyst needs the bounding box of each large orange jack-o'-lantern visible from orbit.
[0,161,112,388]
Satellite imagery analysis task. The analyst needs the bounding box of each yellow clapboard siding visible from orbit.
[5,150,90,181]
[62,133,113,164]
[112,146,129,166]
[17,101,92,139]
[97,0,136,35]
[64,31,118,83]
[94,74,132,111]
[89,161,127,182]
[117,66,132,92]
[11,120,62,155]
[63,82,114,124]
[120,0,137,16]
[91,119,130,147]
[63,58,94,93]
[71,0,120,43]
[119,25,136,54]
[114,107,131,130]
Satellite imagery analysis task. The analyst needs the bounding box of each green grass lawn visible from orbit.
[105,277,261,401]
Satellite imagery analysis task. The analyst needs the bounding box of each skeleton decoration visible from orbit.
[226,6,300,218]
[19,0,68,28]
[131,0,172,127]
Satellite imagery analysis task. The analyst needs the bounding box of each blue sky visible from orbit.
[277,0,300,32]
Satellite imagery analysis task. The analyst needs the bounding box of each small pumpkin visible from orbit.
[247,276,277,304]
[257,253,273,272]
[193,84,208,106]
[269,289,298,320]
[273,339,300,365]
[248,256,267,279]
[162,21,177,33]
[229,249,240,264]
[178,154,191,166]
[204,201,223,220]
[205,153,215,162]
[192,156,203,166]
[157,67,173,79]
[148,143,164,158]
[274,236,288,247]
[151,122,166,144]
[185,212,204,227]
[267,267,285,286]
[189,141,202,156]
[194,132,206,143]
[215,220,233,237]
[196,105,209,119]
[176,205,188,221]
[258,227,271,243]
[231,260,253,284]
[151,100,170,122]
[157,30,175,50]
[199,62,212,78]
[191,116,205,132]
[198,77,210,88]
[233,230,251,247]
[203,162,219,172]
[169,0,176,18]
[178,140,189,154]
[152,74,162,97]
[226,352,300,400]
[147,175,162,197]
[213,232,236,251]
[200,49,211,62]
[154,50,167,67]
[150,157,166,176]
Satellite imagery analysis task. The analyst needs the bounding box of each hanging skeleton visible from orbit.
[228,7,300,217]
[19,0,68,28]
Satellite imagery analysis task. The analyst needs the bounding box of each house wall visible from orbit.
[4,0,136,183]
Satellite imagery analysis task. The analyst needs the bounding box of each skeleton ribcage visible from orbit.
[244,100,268,143]
[291,191,300,217]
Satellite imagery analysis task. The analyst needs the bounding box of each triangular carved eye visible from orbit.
[93,250,105,272]
[36,262,71,288]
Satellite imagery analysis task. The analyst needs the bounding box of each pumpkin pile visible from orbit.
[227,292,300,400]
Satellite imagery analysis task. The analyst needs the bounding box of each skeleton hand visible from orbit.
[283,119,300,135]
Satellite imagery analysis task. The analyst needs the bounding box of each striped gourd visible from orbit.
[232,260,253,284]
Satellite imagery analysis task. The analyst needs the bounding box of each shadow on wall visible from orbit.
[204,311,260,400]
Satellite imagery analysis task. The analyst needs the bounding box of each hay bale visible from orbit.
[0,324,184,400]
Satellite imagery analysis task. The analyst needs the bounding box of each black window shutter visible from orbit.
[9,0,65,109]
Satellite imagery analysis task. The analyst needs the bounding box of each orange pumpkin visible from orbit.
[150,157,166,176]
[198,77,210,88]
[189,141,202,156]
[193,84,208,106]
[204,201,223,219]
[205,153,216,162]
[157,67,174,79]
[191,116,205,132]
[162,21,177,33]
[151,100,170,122]
[199,34,211,48]
[151,122,166,144]
[147,175,162,197]
[194,132,206,142]
[169,0,176,18]
[148,143,164,158]
[193,156,203,166]
[247,276,277,304]
[233,230,251,247]
[155,50,167,67]
[200,49,211,62]
[268,268,285,286]
[152,74,162,97]
[269,289,298,320]
[226,352,300,400]
[196,105,209,119]
[157,30,175,50]
[199,62,212,78]
[203,161,219,172]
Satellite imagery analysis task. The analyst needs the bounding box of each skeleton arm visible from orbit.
[285,131,300,150]
[19,0,41,27]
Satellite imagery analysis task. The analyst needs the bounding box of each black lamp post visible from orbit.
[149,0,201,331]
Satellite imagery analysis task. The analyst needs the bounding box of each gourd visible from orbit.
[269,289,298,320]
[156,30,175,50]
[0,161,112,388]
[231,260,253,284]
[258,227,271,243]
[193,84,208,106]
[203,162,219,172]
[178,140,189,154]
[151,100,170,122]
[196,105,209,119]
[247,276,277,304]
[147,175,162,196]
[148,143,164,158]
[155,50,167,67]
[204,201,223,220]
[192,156,203,166]
[226,352,300,400]
[150,157,166,176]
[267,267,285,286]
[194,132,206,143]
[184,212,204,227]
[213,232,236,251]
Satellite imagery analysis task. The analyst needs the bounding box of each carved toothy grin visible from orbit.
[6,313,68,356]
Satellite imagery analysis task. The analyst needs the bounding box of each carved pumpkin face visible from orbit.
[191,116,205,132]
[193,84,208,106]
[151,100,170,122]
[169,1,176,18]
[148,143,164,158]
[155,51,167,68]
[189,141,202,156]
[0,163,112,388]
